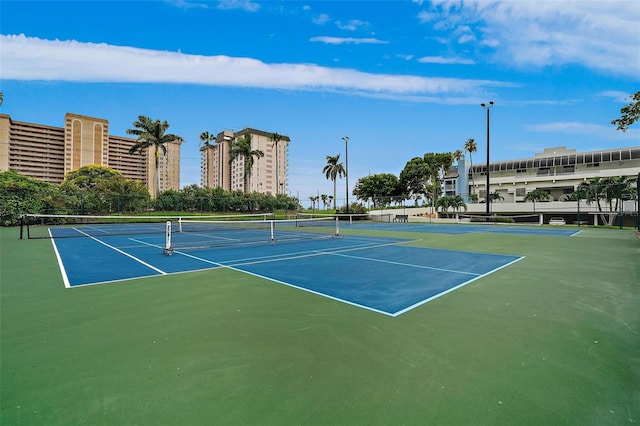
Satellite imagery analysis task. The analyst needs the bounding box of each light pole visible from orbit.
[480,101,494,217]
[342,136,349,213]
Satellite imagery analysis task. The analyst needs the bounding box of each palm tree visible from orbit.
[199,131,216,147]
[524,189,551,212]
[126,115,183,198]
[229,133,264,193]
[464,138,477,198]
[270,132,283,194]
[309,195,319,210]
[0,92,4,106]
[320,194,329,209]
[323,154,346,210]
[451,195,467,214]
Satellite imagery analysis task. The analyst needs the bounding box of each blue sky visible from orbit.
[1,0,639,205]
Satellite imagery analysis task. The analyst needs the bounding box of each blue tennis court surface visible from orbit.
[343,221,581,236]
[50,228,524,316]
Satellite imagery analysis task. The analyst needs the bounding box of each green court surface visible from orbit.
[1,225,638,425]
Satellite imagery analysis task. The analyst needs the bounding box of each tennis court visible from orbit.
[47,218,523,316]
[2,216,638,425]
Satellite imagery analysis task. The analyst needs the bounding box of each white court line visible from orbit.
[391,256,525,316]
[325,251,481,276]
[71,228,167,275]
[49,229,71,288]
[81,225,111,235]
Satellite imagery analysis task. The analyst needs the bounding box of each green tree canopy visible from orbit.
[611,90,640,132]
[353,173,400,208]
[0,170,64,225]
[63,165,123,188]
[61,165,150,214]
[399,157,431,206]
[422,152,453,205]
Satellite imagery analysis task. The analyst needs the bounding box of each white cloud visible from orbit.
[423,0,640,77]
[528,121,640,140]
[417,10,438,23]
[417,56,475,65]
[312,13,330,25]
[216,0,260,12]
[167,0,210,9]
[598,90,638,103]
[336,19,368,31]
[1,35,514,99]
[309,36,388,45]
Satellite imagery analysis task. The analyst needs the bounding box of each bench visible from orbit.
[394,214,408,223]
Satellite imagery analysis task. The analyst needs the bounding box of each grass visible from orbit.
[1,224,639,425]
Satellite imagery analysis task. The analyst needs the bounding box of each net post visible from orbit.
[539,214,543,226]
[163,220,173,255]
[19,215,24,239]
[270,220,275,243]
[335,216,340,237]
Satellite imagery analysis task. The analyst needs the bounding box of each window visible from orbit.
[516,188,525,197]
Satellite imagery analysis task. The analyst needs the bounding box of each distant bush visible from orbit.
[0,170,67,226]
[338,203,367,214]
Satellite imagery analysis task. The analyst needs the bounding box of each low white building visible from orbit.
[446,146,638,203]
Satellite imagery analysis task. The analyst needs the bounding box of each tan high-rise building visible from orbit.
[201,128,290,194]
[0,113,181,194]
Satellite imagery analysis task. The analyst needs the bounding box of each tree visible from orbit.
[399,157,431,206]
[322,154,345,210]
[524,189,551,212]
[488,191,504,204]
[126,115,183,198]
[579,176,636,225]
[450,195,467,213]
[0,92,3,106]
[353,173,400,208]
[270,133,284,194]
[423,152,453,209]
[464,138,477,197]
[309,195,319,210]
[0,170,64,225]
[62,165,150,214]
[611,90,640,132]
[63,165,122,189]
[436,195,467,217]
[200,131,216,147]
[320,194,329,209]
[229,133,264,193]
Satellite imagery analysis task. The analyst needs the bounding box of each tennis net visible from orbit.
[456,213,543,225]
[20,213,275,239]
[163,216,340,254]
[295,212,392,223]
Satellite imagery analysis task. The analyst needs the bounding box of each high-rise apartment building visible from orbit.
[201,128,290,194]
[0,113,181,194]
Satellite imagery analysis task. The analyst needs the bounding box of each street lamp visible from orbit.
[480,101,494,217]
[342,136,349,214]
